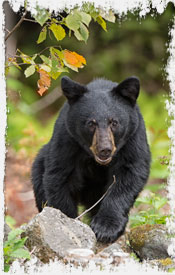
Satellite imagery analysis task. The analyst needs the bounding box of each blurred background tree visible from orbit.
[4,2,174,225]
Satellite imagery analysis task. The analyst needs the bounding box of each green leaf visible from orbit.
[154,197,167,210]
[51,58,59,73]
[18,50,35,65]
[13,237,28,251]
[50,47,64,60]
[74,29,83,41]
[82,3,98,21]
[79,23,89,43]
[49,24,66,41]
[96,15,107,31]
[50,71,61,80]
[10,248,30,259]
[129,215,146,223]
[33,7,50,26]
[4,246,12,256]
[31,54,37,62]
[24,65,35,78]
[99,9,116,23]
[79,11,91,26]
[6,228,24,243]
[40,55,51,66]
[50,53,68,80]
[136,197,151,205]
[5,215,16,229]
[40,64,51,72]
[65,11,81,31]
[37,26,47,44]
[4,264,10,272]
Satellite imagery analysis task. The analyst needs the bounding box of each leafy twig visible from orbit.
[7,45,62,59]
[76,175,116,220]
[5,10,27,41]
[5,62,41,68]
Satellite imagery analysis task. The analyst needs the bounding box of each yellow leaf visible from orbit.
[96,16,107,31]
[49,24,66,41]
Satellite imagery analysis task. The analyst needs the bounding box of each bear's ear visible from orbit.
[61,76,87,104]
[112,76,140,106]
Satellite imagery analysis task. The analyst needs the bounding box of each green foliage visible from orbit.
[65,9,91,42]
[138,91,170,179]
[33,6,50,26]
[7,101,55,154]
[5,215,16,230]
[129,193,169,228]
[6,5,115,96]
[4,226,30,272]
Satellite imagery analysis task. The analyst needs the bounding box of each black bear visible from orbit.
[32,76,151,243]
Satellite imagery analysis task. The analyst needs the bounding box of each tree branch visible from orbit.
[75,175,116,220]
[5,10,27,41]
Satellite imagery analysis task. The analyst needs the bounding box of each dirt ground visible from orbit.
[4,148,38,227]
[4,147,170,228]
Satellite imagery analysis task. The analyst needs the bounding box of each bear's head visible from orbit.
[61,76,140,165]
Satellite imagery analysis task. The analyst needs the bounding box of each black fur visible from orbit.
[32,76,151,243]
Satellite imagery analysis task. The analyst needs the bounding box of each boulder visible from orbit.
[128,224,171,260]
[22,207,96,263]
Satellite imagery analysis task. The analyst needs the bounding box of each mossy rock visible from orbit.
[128,224,171,260]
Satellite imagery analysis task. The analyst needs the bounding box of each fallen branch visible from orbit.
[75,175,116,220]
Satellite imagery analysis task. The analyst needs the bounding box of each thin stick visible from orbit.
[23,18,38,23]
[75,175,116,220]
[5,10,27,41]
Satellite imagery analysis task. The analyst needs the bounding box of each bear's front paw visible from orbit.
[90,215,127,243]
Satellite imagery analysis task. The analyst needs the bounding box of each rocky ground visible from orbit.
[4,207,175,274]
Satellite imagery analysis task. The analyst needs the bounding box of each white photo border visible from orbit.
[0,0,175,274]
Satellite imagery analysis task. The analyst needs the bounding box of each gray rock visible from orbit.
[98,243,130,258]
[95,242,130,268]
[22,207,96,263]
[128,224,171,260]
[66,248,94,258]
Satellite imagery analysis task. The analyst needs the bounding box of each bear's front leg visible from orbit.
[90,165,148,243]
[90,211,128,243]
[42,132,80,218]
[43,170,78,218]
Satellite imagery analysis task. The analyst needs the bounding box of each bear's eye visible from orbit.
[87,120,96,131]
[110,119,118,128]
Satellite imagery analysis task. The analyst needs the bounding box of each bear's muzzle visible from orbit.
[90,127,116,165]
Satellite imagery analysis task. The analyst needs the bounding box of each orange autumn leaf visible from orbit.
[37,69,51,96]
[64,50,86,68]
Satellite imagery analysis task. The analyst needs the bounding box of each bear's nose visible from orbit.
[99,148,112,159]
